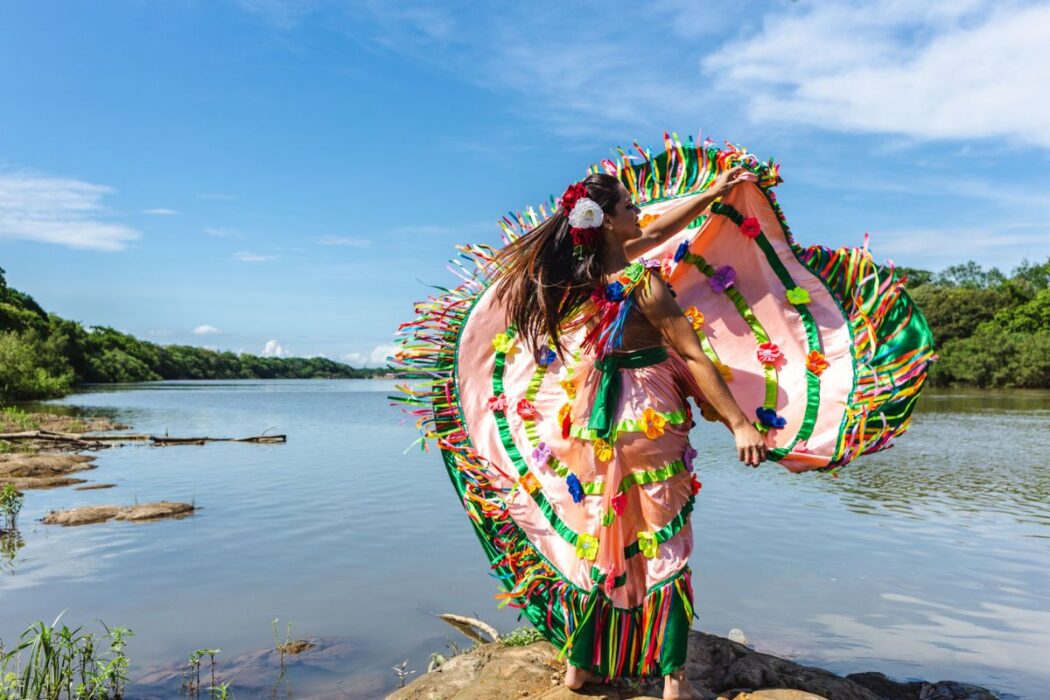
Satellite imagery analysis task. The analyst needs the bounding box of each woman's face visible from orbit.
[603,184,643,241]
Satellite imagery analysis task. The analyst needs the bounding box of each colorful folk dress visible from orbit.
[393,137,935,678]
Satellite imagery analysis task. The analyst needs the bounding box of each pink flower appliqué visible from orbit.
[532,441,552,468]
[486,393,507,411]
[756,342,782,366]
[740,217,762,239]
[709,265,736,294]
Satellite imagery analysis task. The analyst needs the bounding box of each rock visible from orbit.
[42,502,195,526]
[389,630,999,700]
[42,505,121,526]
[0,453,96,489]
[845,673,999,700]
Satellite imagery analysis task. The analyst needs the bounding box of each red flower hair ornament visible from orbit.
[560,181,604,257]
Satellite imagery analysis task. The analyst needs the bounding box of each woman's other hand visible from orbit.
[732,421,767,467]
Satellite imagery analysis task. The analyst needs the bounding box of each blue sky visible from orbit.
[1,1,1047,365]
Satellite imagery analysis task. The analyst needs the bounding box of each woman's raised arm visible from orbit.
[624,167,757,260]
[634,273,768,467]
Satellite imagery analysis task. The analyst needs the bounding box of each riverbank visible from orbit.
[390,629,999,700]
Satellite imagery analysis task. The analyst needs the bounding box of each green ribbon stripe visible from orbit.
[709,201,823,460]
[623,496,695,559]
[569,409,688,442]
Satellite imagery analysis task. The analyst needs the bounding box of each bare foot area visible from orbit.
[42,501,195,526]
[0,453,96,490]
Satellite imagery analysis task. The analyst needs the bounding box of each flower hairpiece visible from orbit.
[560,181,604,258]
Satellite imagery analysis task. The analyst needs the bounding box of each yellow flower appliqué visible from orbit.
[559,378,576,399]
[576,533,599,561]
[593,438,613,462]
[519,472,540,494]
[637,531,658,559]
[641,408,666,439]
[492,332,515,354]
[716,362,733,382]
[786,287,811,305]
[685,306,705,330]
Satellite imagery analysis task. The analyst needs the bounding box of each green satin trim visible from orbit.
[570,409,688,442]
[587,346,669,440]
[581,458,688,496]
[623,495,694,558]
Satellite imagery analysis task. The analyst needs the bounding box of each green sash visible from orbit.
[587,346,668,440]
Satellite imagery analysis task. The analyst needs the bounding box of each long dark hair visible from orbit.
[490,172,623,358]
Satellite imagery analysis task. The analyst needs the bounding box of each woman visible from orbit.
[489,166,767,699]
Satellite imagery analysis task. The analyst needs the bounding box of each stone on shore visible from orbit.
[42,501,195,526]
[0,453,96,490]
[387,630,998,700]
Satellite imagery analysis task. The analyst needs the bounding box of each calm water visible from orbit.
[2,381,1048,699]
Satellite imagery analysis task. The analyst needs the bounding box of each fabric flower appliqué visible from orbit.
[576,533,599,561]
[519,472,540,494]
[516,399,539,420]
[709,265,736,293]
[558,402,573,439]
[740,217,762,239]
[683,445,697,472]
[566,473,585,504]
[537,347,557,366]
[611,492,626,516]
[638,212,660,228]
[806,350,829,375]
[492,332,515,354]
[485,393,507,411]
[684,306,705,330]
[593,438,613,463]
[716,362,733,382]
[605,281,625,302]
[786,287,811,305]
[641,407,667,440]
[559,379,577,400]
[560,182,588,213]
[531,441,552,468]
[756,406,787,430]
[637,531,658,559]
[690,474,703,495]
[639,256,662,270]
[756,342,782,366]
[673,239,690,263]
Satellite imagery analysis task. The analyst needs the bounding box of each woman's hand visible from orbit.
[732,421,767,467]
[711,166,758,198]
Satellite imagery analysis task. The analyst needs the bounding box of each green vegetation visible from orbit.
[499,626,545,647]
[0,484,23,531]
[900,259,1050,388]
[0,618,132,699]
[0,267,388,405]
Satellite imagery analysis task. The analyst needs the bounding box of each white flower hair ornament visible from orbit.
[567,198,604,229]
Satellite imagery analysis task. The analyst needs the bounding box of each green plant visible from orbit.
[0,484,23,531]
[0,407,38,432]
[0,615,133,699]
[499,626,544,647]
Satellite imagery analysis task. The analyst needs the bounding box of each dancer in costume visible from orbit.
[394,136,933,699]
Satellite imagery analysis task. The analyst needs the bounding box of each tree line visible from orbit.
[0,267,387,405]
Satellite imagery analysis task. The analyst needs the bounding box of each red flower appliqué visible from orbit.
[740,217,762,239]
[756,342,782,366]
[516,399,539,420]
[560,182,589,213]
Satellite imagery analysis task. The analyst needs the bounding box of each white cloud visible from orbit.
[342,343,397,367]
[234,251,278,262]
[143,208,178,216]
[0,169,140,251]
[866,224,1050,270]
[205,227,245,238]
[261,339,289,357]
[192,324,222,335]
[703,0,1050,148]
[316,235,371,247]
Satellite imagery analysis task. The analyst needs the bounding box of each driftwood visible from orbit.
[438,613,502,645]
[0,430,286,447]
